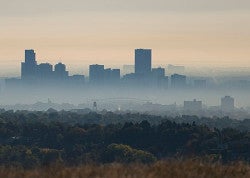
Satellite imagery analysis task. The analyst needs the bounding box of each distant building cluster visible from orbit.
[6,49,194,89]
[89,64,120,85]
[183,96,235,113]
[184,99,202,111]
[6,48,250,91]
[19,50,85,86]
[0,49,242,115]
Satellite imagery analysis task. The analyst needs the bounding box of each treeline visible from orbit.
[0,110,250,168]
[1,109,250,130]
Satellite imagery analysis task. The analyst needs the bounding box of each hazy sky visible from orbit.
[1,0,250,76]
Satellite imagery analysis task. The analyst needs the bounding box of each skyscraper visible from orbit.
[89,64,105,85]
[135,49,152,76]
[25,49,36,64]
[37,63,53,80]
[21,49,38,81]
[54,62,69,80]
[104,68,121,84]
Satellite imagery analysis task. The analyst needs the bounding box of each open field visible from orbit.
[0,160,250,178]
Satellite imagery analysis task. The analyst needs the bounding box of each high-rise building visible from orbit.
[89,64,105,84]
[54,62,69,80]
[171,74,186,88]
[135,49,152,76]
[37,63,53,80]
[104,68,120,84]
[25,50,36,63]
[21,49,38,81]
[104,68,112,81]
[221,96,235,112]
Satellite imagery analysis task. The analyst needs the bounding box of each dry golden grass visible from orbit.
[0,160,250,178]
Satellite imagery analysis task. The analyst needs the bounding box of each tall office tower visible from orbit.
[25,49,36,64]
[171,74,187,88]
[89,64,105,85]
[21,49,38,80]
[135,49,152,76]
[54,62,69,80]
[221,96,235,112]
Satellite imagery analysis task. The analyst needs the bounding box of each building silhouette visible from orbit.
[104,68,121,84]
[37,63,53,81]
[105,69,120,83]
[18,50,87,88]
[89,64,105,85]
[152,67,168,89]
[152,67,165,78]
[184,99,202,111]
[111,69,121,81]
[171,74,187,88]
[25,49,36,62]
[9,48,221,91]
[54,62,69,80]
[21,49,38,81]
[221,96,234,112]
[135,49,152,76]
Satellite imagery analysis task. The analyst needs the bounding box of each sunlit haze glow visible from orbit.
[1,0,250,76]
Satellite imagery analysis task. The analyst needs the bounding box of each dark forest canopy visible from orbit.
[0,110,250,168]
[0,109,250,130]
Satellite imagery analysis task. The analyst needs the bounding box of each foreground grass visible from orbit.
[0,160,250,178]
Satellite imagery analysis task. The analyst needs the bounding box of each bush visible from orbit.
[104,144,156,163]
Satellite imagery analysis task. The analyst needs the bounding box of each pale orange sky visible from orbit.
[0,0,250,76]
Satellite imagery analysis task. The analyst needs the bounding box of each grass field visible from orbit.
[0,160,250,178]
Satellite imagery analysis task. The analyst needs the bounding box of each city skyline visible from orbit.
[1,48,250,78]
[1,1,250,172]
[2,49,250,109]
[1,0,250,77]
[3,49,249,90]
